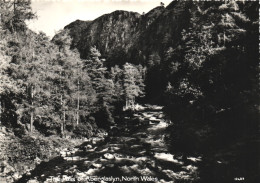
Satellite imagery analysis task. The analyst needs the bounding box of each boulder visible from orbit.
[64,156,81,161]
[1,161,15,175]
[76,172,87,179]
[34,157,41,164]
[12,172,21,180]
[83,144,92,151]
[92,163,102,168]
[60,150,68,157]
[91,137,103,144]
[103,153,115,160]
[85,168,98,175]
[28,179,39,183]
[86,147,97,152]
[154,153,183,165]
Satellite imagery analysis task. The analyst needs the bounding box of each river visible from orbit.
[17,105,201,183]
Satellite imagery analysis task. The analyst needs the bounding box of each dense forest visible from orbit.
[0,0,259,182]
[0,5,145,136]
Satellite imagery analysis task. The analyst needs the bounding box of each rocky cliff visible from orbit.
[55,1,192,66]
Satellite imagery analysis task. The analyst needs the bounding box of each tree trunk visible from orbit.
[0,100,2,125]
[30,111,33,132]
[224,31,226,45]
[60,123,63,136]
[63,110,65,133]
[0,100,6,126]
[76,80,79,126]
[30,87,34,133]
[60,94,64,136]
[76,109,79,126]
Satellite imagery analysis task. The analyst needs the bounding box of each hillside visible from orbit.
[56,1,190,66]
[1,0,259,182]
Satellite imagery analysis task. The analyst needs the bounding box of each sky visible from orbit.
[27,0,172,38]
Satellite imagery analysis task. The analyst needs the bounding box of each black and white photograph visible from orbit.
[0,0,259,182]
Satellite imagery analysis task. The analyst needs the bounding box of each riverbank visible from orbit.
[0,126,107,183]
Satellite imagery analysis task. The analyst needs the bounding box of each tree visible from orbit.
[147,53,161,68]
[52,29,72,52]
[84,47,111,106]
[123,63,145,109]
[51,33,83,134]
[164,1,259,162]
[0,36,17,126]
[160,2,165,7]
[110,65,124,102]
[0,0,35,33]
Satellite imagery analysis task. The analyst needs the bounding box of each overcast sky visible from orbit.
[27,0,172,38]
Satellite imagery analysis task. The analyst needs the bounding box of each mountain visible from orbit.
[54,1,192,66]
[63,19,92,49]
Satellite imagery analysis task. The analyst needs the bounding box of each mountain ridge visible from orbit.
[54,1,191,66]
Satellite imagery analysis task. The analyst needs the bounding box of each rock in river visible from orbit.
[103,153,115,160]
[91,163,102,168]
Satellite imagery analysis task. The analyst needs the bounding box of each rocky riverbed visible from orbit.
[16,105,201,183]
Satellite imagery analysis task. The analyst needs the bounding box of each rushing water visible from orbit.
[17,105,202,183]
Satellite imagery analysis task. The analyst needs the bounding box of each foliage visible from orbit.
[0,1,146,135]
[123,63,145,107]
[0,0,36,33]
[164,0,259,158]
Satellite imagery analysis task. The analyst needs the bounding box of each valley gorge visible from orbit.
[0,0,259,183]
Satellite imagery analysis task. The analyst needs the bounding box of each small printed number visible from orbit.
[234,177,245,181]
